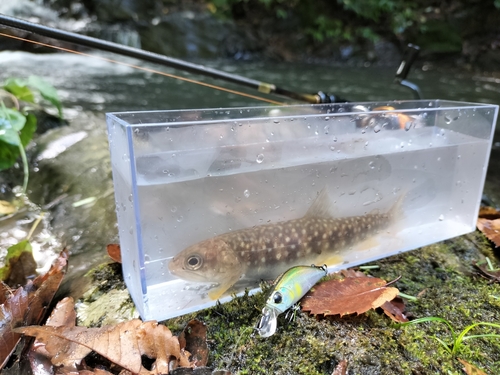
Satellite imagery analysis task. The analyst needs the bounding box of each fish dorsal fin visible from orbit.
[304,188,334,219]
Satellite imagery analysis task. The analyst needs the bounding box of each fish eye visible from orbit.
[272,292,282,304]
[185,254,203,270]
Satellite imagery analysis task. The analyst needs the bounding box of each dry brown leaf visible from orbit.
[24,249,69,327]
[331,359,347,375]
[178,320,208,367]
[476,218,500,247]
[1,249,68,371]
[301,272,399,316]
[458,358,488,375]
[17,319,192,374]
[0,287,29,369]
[380,297,408,323]
[472,260,500,283]
[0,200,16,216]
[478,206,500,220]
[106,244,122,264]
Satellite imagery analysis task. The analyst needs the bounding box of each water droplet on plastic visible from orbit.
[324,125,329,134]
[273,119,280,124]
[405,121,413,131]
[134,128,140,134]
[330,145,335,151]
[444,116,452,124]
[176,215,183,222]
[256,154,264,163]
[438,214,444,221]
[373,124,381,133]
[171,206,177,213]
[128,194,133,202]
[244,189,250,198]
[369,161,375,169]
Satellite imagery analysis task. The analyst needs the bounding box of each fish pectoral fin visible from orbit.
[356,236,380,251]
[318,253,343,266]
[207,271,242,301]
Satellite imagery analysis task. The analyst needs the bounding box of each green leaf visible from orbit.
[19,113,37,147]
[0,141,19,170]
[28,76,63,119]
[1,108,27,131]
[0,128,21,146]
[0,240,32,281]
[3,78,35,103]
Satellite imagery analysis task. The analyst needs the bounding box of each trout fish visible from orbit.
[168,189,403,300]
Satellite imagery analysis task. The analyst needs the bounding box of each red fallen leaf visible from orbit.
[16,318,192,374]
[24,248,69,326]
[178,319,208,367]
[0,281,11,305]
[0,287,29,369]
[106,244,122,263]
[380,296,409,323]
[476,218,500,248]
[458,358,488,375]
[331,359,348,375]
[301,272,399,317]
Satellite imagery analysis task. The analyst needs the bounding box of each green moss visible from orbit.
[160,230,500,374]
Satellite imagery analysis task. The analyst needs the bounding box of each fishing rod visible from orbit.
[0,14,347,104]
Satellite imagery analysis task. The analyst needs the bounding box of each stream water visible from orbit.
[1,47,500,284]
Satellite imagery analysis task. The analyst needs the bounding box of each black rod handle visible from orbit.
[395,43,420,82]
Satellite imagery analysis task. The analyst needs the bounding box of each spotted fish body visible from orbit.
[168,189,403,300]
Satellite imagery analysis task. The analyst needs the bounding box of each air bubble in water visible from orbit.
[171,206,177,213]
[176,215,183,222]
[256,154,264,163]
[244,189,250,198]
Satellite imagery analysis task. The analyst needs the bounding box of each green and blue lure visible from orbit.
[256,264,327,337]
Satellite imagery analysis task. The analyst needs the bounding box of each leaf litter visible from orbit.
[17,311,193,374]
[0,248,68,369]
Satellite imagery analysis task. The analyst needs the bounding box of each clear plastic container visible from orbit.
[107,100,498,321]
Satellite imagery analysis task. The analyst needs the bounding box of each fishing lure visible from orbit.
[255,264,327,338]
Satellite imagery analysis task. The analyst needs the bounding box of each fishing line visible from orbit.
[0,32,285,105]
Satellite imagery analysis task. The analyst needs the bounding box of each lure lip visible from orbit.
[255,306,278,338]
